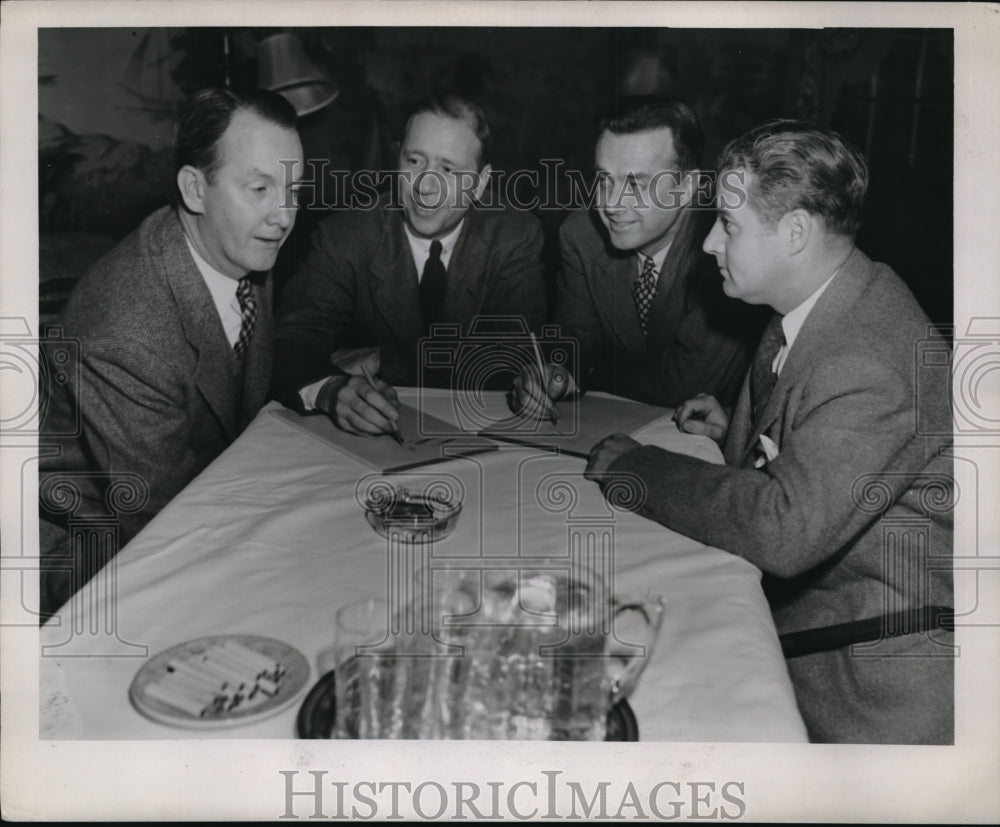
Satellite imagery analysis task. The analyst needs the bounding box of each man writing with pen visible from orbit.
[271,93,547,435]
[511,97,764,421]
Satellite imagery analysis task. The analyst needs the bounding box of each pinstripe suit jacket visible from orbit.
[607,248,954,743]
[39,206,273,616]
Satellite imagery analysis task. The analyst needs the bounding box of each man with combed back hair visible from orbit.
[39,88,303,620]
[586,120,954,744]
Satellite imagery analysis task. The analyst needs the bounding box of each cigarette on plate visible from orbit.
[146,679,212,717]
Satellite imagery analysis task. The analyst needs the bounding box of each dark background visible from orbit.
[39,27,953,330]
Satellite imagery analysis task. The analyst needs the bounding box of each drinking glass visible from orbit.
[333,597,390,739]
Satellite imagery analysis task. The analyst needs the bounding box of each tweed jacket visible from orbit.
[607,248,954,743]
[272,196,547,405]
[39,205,273,615]
[552,207,766,407]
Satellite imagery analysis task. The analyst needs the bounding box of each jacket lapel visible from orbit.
[646,207,700,353]
[155,208,241,439]
[733,247,875,466]
[723,371,755,466]
[590,231,645,353]
[445,212,489,328]
[370,207,425,346]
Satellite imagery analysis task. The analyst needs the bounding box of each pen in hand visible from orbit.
[529,332,559,427]
[359,364,405,446]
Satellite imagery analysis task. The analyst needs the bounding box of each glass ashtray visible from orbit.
[363,485,462,543]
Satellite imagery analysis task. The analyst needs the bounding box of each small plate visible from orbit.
[129,634,310,729]
[295,670,639,741]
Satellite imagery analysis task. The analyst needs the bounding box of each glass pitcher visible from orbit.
[333,565,665,740]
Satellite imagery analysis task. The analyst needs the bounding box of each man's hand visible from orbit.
[316,348,400,436]
[672,393,729,445]
[509,363,573,422]
[584,433,641,481]
[329,346,382,377]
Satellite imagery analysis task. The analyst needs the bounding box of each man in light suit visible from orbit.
[511,98,764,418]
[272,93,547,437]
[585,120,954,744]
[38,88,304,620]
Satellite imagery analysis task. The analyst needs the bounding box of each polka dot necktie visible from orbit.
[632,255,658,338]
[234,277,257,358]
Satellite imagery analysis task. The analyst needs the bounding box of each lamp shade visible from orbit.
[257,32,339,117]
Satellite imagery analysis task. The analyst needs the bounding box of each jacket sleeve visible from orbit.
[605,351,925,578]
[480,212,548,332]
[272,217,358,410]
[551,219,609,383]
[41,334,203,546]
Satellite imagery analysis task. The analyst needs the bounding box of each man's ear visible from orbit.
[472,164,493,202]
[783,208,813,255]
[177,165,207,215]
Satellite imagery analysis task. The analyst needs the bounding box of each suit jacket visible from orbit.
[607,248,954,743]
[38,206,273,617]
[552,207,766,407]
[272,196,547,405]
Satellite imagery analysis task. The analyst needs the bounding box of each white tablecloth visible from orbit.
[39,390,807,742]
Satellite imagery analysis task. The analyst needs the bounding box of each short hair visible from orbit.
[401,93,493,170]
[599,96,705,173]
[173,87,298,184]
[717,119,869,237]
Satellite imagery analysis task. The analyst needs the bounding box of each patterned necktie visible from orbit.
[420,239,448,329]
[234,277,257,358]
[632,256,657,338]
[750,316,786,426]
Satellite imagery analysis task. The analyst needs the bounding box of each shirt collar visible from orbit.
[780,268,840,353]
[183,233,241,312]
[403,219,465,263]
[636,240,673,278]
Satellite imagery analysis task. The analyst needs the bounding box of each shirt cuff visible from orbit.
[299,377,330,411]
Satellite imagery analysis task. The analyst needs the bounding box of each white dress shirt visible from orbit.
[184,235,242,348]
[403,219,464,277]
[636,239,673,286]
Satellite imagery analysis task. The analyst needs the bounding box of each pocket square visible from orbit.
[754,434,780,469]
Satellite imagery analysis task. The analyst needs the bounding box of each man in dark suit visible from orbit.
[38,88,303,620]
[511,98,763,417]
[272,93,547,437]
[585,120,954,743]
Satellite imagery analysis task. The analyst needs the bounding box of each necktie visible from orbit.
[420,239,448,329]
[234,277,257,358]
[750,316,786,426]
[632,256,657,338]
